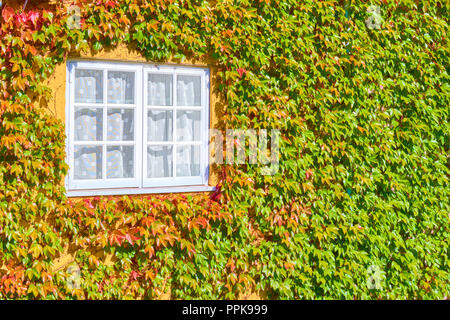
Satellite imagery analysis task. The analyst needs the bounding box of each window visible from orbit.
[66,61,212,196]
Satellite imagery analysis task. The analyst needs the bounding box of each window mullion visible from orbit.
[201,71,206,185]
[102,69,108,181]
[173,71,177,178]
[140,66,145,188]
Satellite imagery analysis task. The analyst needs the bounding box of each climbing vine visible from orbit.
[0,0,448,299]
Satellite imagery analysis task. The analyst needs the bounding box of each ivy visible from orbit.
[0,0,448,299]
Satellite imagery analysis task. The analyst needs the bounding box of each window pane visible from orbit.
[176,145,200,177]
[107,146,134,179]
[148,74,172,106]
[74,108,103,141]
[108,71,135,104]
[74,146,102,180]
[176,110,201,141]
[75,69,103,104]
[177,75,201,106]
[107,109,134,141]
[147,110,173,141]
[147,146,173,178]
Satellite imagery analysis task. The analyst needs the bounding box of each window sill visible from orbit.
[66,185,216,197]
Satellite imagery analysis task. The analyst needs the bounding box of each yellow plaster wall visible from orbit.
[43,44,222,190]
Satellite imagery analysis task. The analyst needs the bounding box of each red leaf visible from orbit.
[28,11,40,28]
[196,217,208,229]
[83,199,94,209]
[2,7,15,23]
[28,45,37,56]
[237,68,246,78]
[125,234,133,245]
[130,270,140,281]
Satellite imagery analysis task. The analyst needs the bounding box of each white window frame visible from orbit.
[65,60,213,197]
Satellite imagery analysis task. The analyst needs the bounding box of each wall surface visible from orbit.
[2,0,447,301]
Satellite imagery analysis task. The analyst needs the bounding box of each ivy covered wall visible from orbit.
[0,0,448,299]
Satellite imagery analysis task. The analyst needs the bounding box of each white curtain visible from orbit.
[107,149,123,178]
[74,69,103,180]
[148,74,172,106]
[175,77,201,177]
[147,110,172,141]
[108,71,134,104]
[74,146,102,180]
[107,146,134,179]
[177,75,200,106]
[74,69,136,181]
[75,108,102,141]
[176,110,200,141]
[107,109,134,141]
[107,111,123,141]
[145,74,201,178]
[176,145,200,177]
[106,110,134,178]
[73,110,134,180]
[75,70,102,103]
[147,146,173,178]
[104,71,134,179]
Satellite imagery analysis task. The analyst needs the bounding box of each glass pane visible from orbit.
[108,71,135,104]
[74,107,103,141]
[75,69,103,103]
[177,75,201,106]
[147,146,173,178]
[176,145,200,177]
[147,110,173,141]
[176,110,201,141]
[107,146,134,179]
[148,74,172,106]
[74,146,102,180]
[107,109,134,141]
